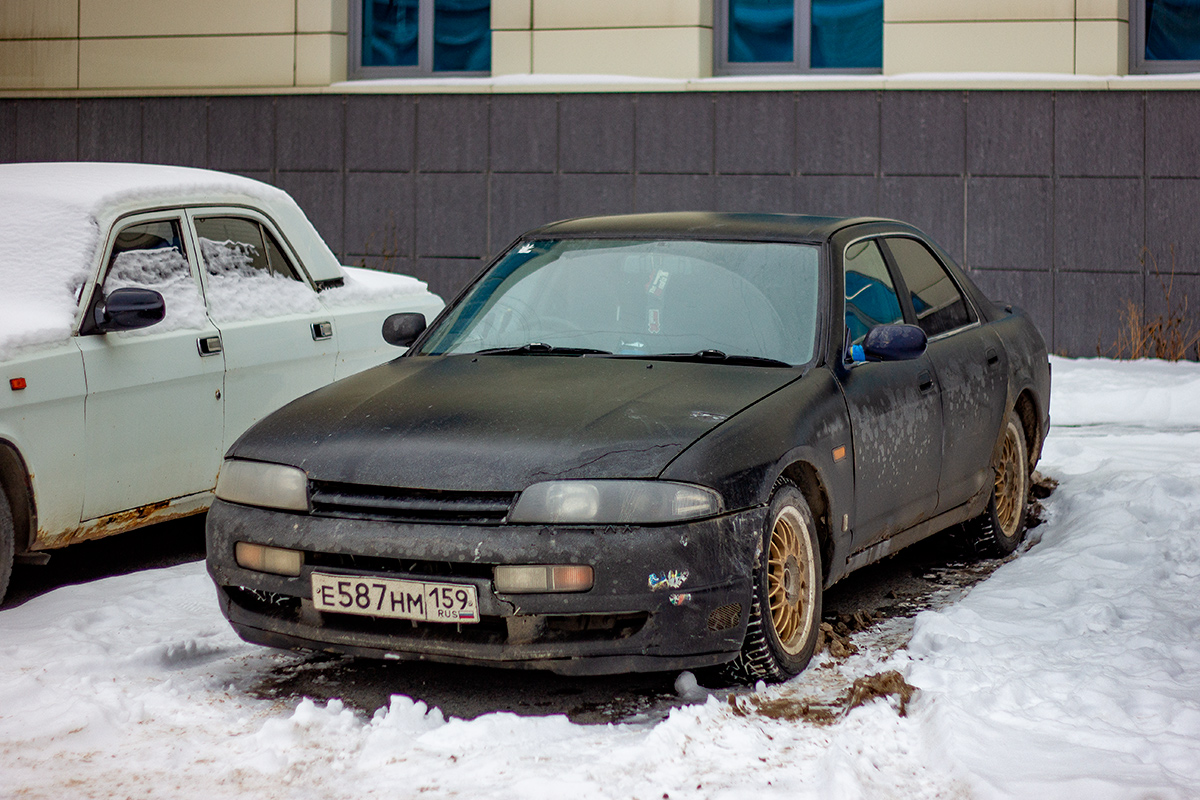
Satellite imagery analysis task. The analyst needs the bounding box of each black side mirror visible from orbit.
[382,312,426,347]
[91,287,166,334]
[859,323,927,362]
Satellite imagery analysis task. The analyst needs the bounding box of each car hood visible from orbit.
[229,355,800,491]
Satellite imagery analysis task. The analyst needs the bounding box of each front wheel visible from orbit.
[722,485,822,684]
[0,485,14,604]
[966,409,1030,557]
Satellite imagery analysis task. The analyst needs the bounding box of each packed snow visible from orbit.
[2,356,1199,799]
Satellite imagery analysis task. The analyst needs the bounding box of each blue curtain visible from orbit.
[729,0,794,63]
[1146,0,1200,60]
[434,0,492,71]
[362,0,419,67]
[811,0,882,68]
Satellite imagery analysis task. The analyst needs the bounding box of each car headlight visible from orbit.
[508,480,722,524]
[215,459,309,512]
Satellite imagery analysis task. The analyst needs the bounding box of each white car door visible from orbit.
[76,213,226,520]
[186,209,338,452]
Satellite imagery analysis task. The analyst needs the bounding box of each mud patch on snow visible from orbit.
[728,670,917,725]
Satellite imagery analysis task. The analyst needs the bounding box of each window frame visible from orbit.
[879,234,980,342]
[713,0,882,76]
[1130,0,1200,74]
[349,0,491,79]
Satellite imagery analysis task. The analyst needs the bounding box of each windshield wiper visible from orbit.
[473,342,613,356]
[628,349,793,368]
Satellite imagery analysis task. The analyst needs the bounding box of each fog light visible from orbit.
[235,542,303,577]
[494,565,593,594]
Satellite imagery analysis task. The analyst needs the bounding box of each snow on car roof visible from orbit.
[0,163,343,361]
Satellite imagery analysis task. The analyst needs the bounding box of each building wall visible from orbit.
[6,89,1198,358]
[883,0,1130,76]
[0,0,348,90]
[0,0,1143,90]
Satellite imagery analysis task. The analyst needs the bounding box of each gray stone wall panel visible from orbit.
[967,176,1052,270]
[347,96,414,172]
[966,92,1052,177]
[636,94,714,175]
[142,98,207,168]
[1054,177,1144,273]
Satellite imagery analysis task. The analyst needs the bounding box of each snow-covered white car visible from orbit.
[0,162,443,602]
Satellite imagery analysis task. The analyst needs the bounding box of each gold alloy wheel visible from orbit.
[993,418,1027,538]
[767,505,817,655]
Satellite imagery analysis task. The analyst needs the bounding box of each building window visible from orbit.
[715,0,882,75]
[351,0,491,78]
[1131,0,1200,73]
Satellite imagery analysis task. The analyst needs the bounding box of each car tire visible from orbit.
[0,484,13,604]
[965,409,1030,557]
[722,484,822,684]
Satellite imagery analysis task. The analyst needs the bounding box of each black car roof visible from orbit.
[526,211,906,243]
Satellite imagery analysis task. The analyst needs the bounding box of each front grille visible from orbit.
[707,603,743,631]
[309,481,517,525]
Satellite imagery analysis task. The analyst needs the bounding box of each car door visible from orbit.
[835,235,943,549]
[186,209,339,452]
[881,235,1008,514]
[77,213,226,520]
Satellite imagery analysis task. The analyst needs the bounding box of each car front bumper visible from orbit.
[205,499,766,675]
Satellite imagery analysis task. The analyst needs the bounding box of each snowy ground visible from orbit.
[3,356,1200,800]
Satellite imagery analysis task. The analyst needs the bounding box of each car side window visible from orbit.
[194,215,321,322]
[884,237,975,338]
[194,216,301,282]
[99,218,208,332]
[844,239,903,346]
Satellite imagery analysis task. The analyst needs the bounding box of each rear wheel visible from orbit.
[0,484,14,604]
[722,485,822,684]
[966,409,1030,557]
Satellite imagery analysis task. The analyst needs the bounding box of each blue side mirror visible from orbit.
[859,323,927,362]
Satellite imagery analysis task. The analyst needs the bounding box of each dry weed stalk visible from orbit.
[1105,246,1200,361]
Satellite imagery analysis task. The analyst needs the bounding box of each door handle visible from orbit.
[312,321,333,341]
[918,369,934,392]
[986,347,999,365]
[197,335,223,356]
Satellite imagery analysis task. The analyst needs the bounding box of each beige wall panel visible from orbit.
[0,40,78,89]
[79,35,296,88]
[493,0,532,30]
[80,0,294,38]
[884,21,1075,73]
[493,30,533,74]
[297,33,348,84]
[885,0,1074,23]
[298,0,349,33]
[534,0,711,30]
[0,0,78,39]
[534,27,710,78]
[1076,0,1129,20]
[1076,20,1128,74]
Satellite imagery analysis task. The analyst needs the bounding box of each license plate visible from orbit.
[311,572,479,624]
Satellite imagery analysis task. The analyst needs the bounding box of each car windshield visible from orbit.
[418,238,822,365]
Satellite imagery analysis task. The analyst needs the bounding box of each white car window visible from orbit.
[194,215,321,323]
[102,219,208,334]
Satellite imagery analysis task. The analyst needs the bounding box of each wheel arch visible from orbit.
[1012,388,1044,472]
[777,460,834,586]
[0,441,36,555]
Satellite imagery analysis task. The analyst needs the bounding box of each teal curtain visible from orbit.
[811,0,882,69]
[434,0,492,71]
[729,0,794,63]
[362,0,419,67]
[1146,0,1200,60]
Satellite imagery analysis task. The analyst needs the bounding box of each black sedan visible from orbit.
[206,212,1050,683]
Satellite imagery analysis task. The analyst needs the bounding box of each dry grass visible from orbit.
[1104,247,1200,361]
